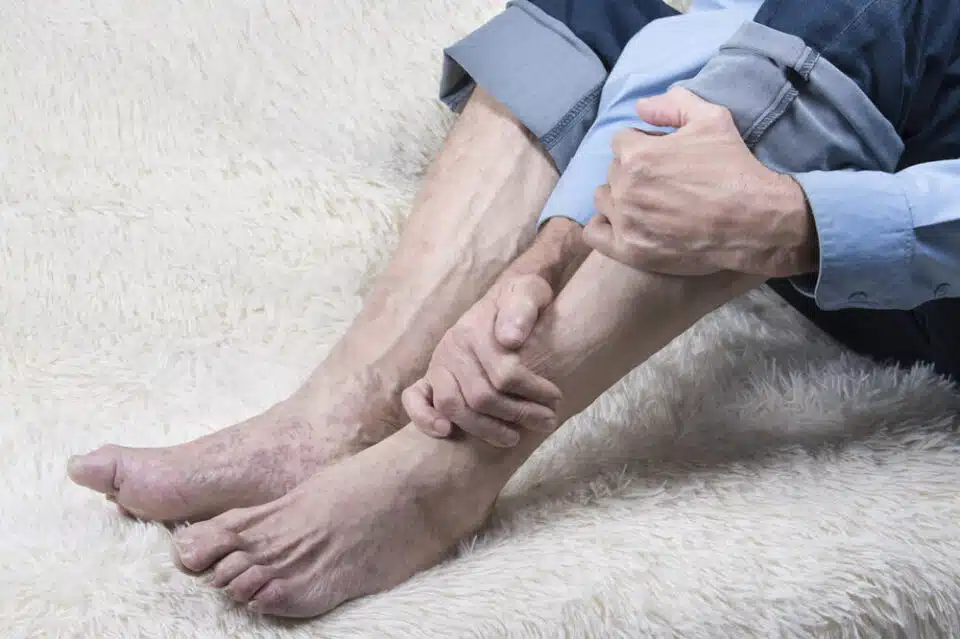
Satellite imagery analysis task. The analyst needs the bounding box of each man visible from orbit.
[406,0,960,446]
[67,0,959,620]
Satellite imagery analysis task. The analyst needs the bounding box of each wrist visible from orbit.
[765,172,819,276]
[508,218,590,289]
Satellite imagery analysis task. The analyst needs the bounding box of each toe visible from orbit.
[67,445,123,495]
[225,565,274,603]
[173,522,243,573]
[248,575,342,618]
[211,551,254,588]
[105,494,137,519]
[247,578,299,617]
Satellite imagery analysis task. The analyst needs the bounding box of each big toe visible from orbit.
[67,445,123,495]
[174,522,244,573]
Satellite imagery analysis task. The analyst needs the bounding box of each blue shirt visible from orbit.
[538,0,960,311]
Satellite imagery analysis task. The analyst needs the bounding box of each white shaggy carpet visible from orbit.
[3,1,960,637]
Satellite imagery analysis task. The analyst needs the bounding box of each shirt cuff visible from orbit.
[791,170,918,310]
[439,0,607,171]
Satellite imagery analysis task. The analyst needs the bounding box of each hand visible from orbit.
[402,272,561,448]
[584,88,818,277]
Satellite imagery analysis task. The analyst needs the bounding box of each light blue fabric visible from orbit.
[794,165,960,310]
[537,0,763,227]
[538,0,960,311]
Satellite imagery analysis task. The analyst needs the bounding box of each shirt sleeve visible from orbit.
[791,160,960,310]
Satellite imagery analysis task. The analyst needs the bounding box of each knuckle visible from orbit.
[519,273,551,301]
[491,358,521,392]
[434,388,461,416]
[462,381,496,412]
[619,145,640,169]
[512,404,531,427]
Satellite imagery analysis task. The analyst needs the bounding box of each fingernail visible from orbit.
[500,432,520,448]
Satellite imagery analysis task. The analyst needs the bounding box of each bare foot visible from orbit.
[172,425,503,617]
[67,378,404,523]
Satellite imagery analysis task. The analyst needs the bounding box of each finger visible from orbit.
[634,87,713,129]
[582,213,613,253]
[430,366,521,448]
[583,185,616,253]
[470,342,562,411]
[593,183,616,218]
[494,274,554,349]
[584,213,644,268]
[457,342,559,431]
[401,379,452,438]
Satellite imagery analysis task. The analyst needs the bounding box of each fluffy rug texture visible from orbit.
[3,1,960,637]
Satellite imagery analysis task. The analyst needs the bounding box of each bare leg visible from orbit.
[66,88,560,523]
[172,254,763,617]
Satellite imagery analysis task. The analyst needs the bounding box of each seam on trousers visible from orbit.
[821,0,883,56]
[541,82,604,150]
[797,49,820,79]
[717,41,822,147]
[742,83,798,147]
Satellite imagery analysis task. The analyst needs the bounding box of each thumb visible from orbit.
[635,87,713,129]
[494,274,553,350]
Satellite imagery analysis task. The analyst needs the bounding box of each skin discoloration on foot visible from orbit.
[67,392,401,523]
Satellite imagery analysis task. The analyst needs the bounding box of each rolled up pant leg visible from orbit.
[438,0,680,171]
[683,0,960,379]
[536,0,960,378]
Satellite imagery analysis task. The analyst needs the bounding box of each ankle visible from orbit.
[387,426,508,537]
[394,426,519,497]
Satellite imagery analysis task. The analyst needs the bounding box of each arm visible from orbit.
[791,161,960,310]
